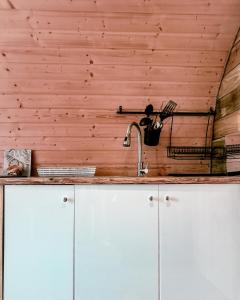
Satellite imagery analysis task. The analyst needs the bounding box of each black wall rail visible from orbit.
[117,105,216,117]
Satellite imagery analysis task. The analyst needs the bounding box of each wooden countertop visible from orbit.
[0,176,240,185]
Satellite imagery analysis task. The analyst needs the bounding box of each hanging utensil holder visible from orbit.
[144,124,162,146]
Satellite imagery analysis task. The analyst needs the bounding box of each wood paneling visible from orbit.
[214,28,240,132]
[0,0,13,9]
[211,138,226,174]
[0,95,215,110]
[0,31,234,50]
[0,80,219,96]
[213,28,240,173]
[0,1,239,176]
[0,63,223,82]
[216,86,240,120]
[6,0,240,15]
[218,63,240,98]
[1,11,239,34]
[0,47,227,66]
[0,123,211,138]
[0,137,211,150]
[214,111,240,138]
[0,109,212,123]
[225,40,240,73]
[225,134,240,173]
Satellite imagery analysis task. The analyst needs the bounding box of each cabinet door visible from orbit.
[75,185,159,300]
[4,185,74,300]
[159,184,240,300]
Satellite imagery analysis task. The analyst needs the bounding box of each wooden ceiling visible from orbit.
[0,0,240,175]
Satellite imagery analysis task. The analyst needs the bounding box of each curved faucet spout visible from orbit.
[123,122,148,177]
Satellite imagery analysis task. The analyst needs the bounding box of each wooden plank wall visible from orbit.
[0,1,240,176]
[213,28,240,173]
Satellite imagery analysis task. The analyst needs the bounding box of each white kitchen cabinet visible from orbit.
[4,185,74,300]
[4,183,240,300]
[159,184,240,300]
[74,185,159,300]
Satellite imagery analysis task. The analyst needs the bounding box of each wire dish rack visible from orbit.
[226,145,240,158]
[166,107,240,160]
[167,145,240,160]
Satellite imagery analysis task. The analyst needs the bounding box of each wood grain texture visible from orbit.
[214,111,240,139]
[0,63,223,82]
[226,160,240,172]
[0,31,234,51]
[225,133,240,173]
[225,40,240,74]
[0,2,239,176]
[0,137,211,150]
[0,176,240,185]
[6,0,240,15]
[211,138,226,174]
[0,164,210,177]
[0,47,227,66]
[1,11,239,34]
[216,85,240,120]
[0,0,14,9]
[0,109,212,124]
[218,63,240,98]
[0,95,215,110]
[0,124,212,139]
[213,28,240,173]
[236,31,240,44]
[29,150,210,167]
[225,133,240,145]
[0,80,219,96]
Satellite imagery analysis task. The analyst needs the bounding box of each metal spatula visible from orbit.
[160,100,177,121]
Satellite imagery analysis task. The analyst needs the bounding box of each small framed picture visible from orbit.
[3,149,32,177]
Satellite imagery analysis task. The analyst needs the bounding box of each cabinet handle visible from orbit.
[165,195,170,201]
[63,197,68,203]
[148,196,154,202]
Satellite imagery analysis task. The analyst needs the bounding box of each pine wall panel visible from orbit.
[0,0,240,176]
[213,28,240,174]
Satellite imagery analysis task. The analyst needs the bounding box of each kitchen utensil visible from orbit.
[154,121,163,129]
[144,104,154,116]
[139,117,152,126]
[160,100,177,121]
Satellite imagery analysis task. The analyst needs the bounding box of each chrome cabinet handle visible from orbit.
[63,197,68,203]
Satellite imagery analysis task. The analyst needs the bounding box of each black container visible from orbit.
[144,125,161,146]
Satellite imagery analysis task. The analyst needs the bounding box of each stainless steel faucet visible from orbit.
[123,122,148,177]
